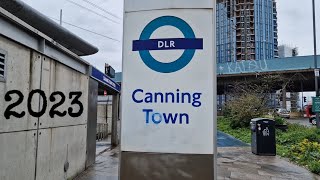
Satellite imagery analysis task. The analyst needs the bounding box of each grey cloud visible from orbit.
[23,0,123,72]
[277,0,320,56]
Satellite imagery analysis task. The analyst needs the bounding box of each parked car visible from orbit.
[275,108,290,119]
[305,104,317,125]
[309,116,317,125]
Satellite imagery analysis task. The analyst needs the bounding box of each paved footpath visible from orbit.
[218,147,320,180]
[75,147,119,180]
[75,147,320,180]
[75,132,320,180]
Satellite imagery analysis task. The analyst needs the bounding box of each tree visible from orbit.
[225,74,290,128]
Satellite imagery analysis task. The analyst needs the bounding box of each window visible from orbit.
[0,49,6,82]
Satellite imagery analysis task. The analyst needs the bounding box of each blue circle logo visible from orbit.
[132,16,203,73]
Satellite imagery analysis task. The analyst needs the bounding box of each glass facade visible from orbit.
[216,3,237,63]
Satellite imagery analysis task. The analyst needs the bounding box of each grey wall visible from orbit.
[86,78,98,168]
[0,35,90,180]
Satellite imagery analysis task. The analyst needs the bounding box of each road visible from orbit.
[286,118,314,128]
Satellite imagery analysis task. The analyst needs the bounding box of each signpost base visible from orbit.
[120,151,214,180]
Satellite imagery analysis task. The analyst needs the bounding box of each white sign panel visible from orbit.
[121,9,215,154]
[315,69,319,77]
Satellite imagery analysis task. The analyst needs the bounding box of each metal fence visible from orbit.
[96,123,108,141]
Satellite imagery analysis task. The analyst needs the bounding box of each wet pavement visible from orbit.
[75,147,119,180]
[75,132,320,180]
[96,140,111,155]
[218,147,320,180]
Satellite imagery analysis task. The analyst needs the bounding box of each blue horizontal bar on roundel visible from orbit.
[132,38,203,51]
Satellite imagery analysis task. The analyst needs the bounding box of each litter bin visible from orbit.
[250,118,276,156]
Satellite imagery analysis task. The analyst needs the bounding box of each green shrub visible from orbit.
[222,106,232,117]
[309,161,320,174]
[276,145,290,157]
[289,139,320,161]
[218,117,320,175]
[305,133,320,143]
[226,94,267,129]
[274,116,286,125]
[217,117,251,143]
[276,124,318,145]
[288,139,320,174]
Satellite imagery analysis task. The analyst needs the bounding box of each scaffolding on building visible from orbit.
[217,0,279,62]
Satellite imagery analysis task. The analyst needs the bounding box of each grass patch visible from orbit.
[217,117,251,143]
[217,117,320,175]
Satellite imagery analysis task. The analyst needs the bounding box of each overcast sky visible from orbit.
[23,0,124,72]
[22,0,320,72]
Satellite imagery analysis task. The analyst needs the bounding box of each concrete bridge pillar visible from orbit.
[282,85,287,109]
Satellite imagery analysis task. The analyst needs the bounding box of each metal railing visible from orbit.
[96,123,108,141]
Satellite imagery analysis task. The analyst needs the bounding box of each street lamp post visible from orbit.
[264,39,266,61]
[312,0,320,128]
